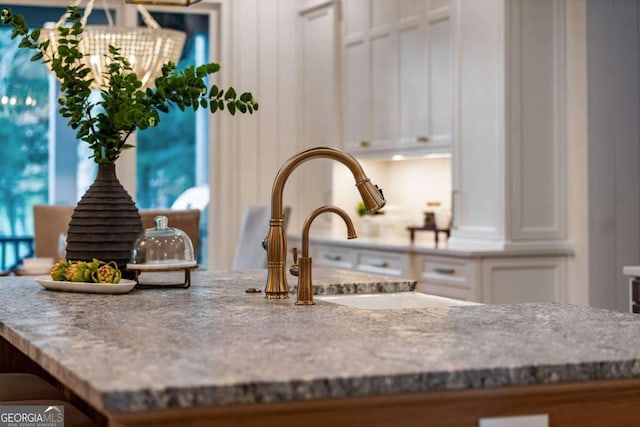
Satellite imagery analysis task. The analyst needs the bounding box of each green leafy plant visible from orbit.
[1,6,258,164]
[356,201,384,217]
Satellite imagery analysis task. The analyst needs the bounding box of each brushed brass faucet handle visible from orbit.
[289,247,299,277]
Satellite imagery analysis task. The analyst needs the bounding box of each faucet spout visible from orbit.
[265,146,386,299]
[302,206,357,258]
[296,205,357,305]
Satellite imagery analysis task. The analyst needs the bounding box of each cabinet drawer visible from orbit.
[417,256,474,300]
[355,250,410,277]
[313,246,355,270]
[418,255,474,300]
[421,256,471,286]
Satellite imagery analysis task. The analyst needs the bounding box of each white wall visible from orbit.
[211,0,299,269]
[565,0,589,306]
[331,156,452,239]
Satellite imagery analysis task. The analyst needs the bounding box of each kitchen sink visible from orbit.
[315,292,482,310]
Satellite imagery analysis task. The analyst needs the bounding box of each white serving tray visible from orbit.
[35,276,136,294]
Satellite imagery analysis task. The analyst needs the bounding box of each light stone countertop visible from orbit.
[1,269,639,415]
[292,232,574,258]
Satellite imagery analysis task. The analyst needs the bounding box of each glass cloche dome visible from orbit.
[128,215,196,269]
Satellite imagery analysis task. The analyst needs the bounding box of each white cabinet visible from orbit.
[342,0,396,152]
[481,257,567,304]
[342,0,371,151]
[448,0,568,250]
[341,0,452,155]
[311,243,412,278]
[306,239,570,304]
[418,253,568,304]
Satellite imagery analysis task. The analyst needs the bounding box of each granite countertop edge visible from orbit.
[4,318,640,413]
[100,360,640,412]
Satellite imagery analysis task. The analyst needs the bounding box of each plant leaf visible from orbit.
[225,87,236,100]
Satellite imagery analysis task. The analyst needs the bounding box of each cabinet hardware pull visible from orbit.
[432,267,455,275]
[325,254,342,261]
[416,136,430,143]
[360,140,371,148]
[369,261,389,268]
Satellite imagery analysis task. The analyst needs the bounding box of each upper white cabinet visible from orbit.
[448,0,569,251]
[342,0,374,151]
[342,0,452,156]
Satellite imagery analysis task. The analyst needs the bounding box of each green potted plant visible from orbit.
[1,5,258,271]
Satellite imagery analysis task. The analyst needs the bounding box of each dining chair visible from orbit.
[232,205,291,271]
[33,206,201,265]
[33,205,75,259]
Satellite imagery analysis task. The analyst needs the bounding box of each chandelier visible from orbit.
[124,0,203,5]
[41,0,186,91]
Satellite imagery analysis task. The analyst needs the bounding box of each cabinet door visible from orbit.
[298,4,337,230]
[342,0,371,152]
[369,0,397,149]
[343,40,371,152]
[343,0,399,153]
[398,0,429,148]
[397,0,452,154]
[342,0,452,156]
[427,5,452,151]
[481,257,567,304]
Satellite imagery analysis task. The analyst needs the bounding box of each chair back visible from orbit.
[232,205,291,271]
[33,205,75,259]
[34,206,201,262]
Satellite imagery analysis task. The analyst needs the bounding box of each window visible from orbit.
[0,3,214,269]
[0,5,110,269]
[136,12,211,263]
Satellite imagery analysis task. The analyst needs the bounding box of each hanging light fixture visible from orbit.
[124,0,203,6]
[40,0,186,91]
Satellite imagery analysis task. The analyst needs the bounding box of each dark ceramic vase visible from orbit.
[65,163,143,276]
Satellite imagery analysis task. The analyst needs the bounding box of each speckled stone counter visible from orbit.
[1,269,640,416]
[299,233,574,257]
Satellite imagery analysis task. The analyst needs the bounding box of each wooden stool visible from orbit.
[0,400,97,427]
[0,373,66,402]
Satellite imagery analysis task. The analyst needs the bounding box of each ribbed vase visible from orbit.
[65,163,143,275]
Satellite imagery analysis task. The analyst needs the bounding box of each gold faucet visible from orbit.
[292,206,357,305]
[265,146,385,299]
